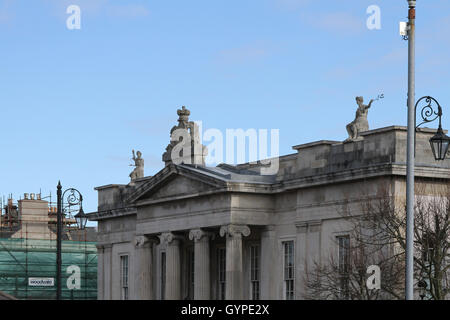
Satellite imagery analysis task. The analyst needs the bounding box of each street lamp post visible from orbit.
[406,0,450,302]
[406,100,450,300]
[405,0,416,301]
[56,181,87,300]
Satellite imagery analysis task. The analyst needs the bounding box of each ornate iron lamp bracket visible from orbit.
[415,96,442,130]
[414,96,447,158]
[61,188,83,216]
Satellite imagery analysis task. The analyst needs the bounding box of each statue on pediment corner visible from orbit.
[129,149,144,181]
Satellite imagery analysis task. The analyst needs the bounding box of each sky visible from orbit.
[1,0,450,223]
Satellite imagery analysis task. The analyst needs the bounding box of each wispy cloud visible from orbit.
[301,11,365,36]
[274,0,366,36]
[401,13,450,88]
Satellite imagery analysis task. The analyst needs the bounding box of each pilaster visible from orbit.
[219,224,251,300]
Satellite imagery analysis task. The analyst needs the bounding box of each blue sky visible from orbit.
[1,0,450,220]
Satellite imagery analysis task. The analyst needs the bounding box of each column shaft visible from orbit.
[226,233,243,299]
[134,236,155,300]
[220,225,250,300]
[189,229,213,300]
[260,226,276,299]
[295,223,308,299]
[103,244,112,300]
[160,233,182,300]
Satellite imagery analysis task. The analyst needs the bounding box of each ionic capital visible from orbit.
[134,235,158,248]
[159,232,183,246]
[219,224,250,238]
[189,229,215,242]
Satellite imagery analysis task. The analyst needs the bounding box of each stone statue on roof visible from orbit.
[345,95,383,142]
[162,106,208,166]
[129,149,144,181]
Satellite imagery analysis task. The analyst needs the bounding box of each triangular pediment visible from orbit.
[127,164,227,204]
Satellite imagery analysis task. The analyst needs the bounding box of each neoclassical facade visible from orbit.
[89,107,450,300]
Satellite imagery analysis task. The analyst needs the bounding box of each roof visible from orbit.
[179,163,276,184]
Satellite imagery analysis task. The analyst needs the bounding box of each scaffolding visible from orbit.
[0,194,97,300]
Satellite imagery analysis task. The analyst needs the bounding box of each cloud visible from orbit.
[302,11,365,36]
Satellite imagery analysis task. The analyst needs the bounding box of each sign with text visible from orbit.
[28,278,55,287]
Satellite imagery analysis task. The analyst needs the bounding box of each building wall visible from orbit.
[92,126,450,300]
[95,178,394,300]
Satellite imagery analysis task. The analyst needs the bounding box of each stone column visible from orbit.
[159,232,182,300]
[260,225,276,299]
[303,220,322,299]
[103,244,112,300]
[219,224,250,300]
[96,244,105,300]
[134,235,157,300]
[295,222,308,299]
[189,229,214,300]
[306,220,322,271]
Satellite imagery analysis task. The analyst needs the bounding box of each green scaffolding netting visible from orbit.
[0,238,97,300]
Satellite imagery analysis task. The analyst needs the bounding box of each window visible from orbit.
[187,248,195,299]
[282,241,294,300]
[250,245,260,300]
[217,248,226,300]
[337,235,350,299]
[337,236,350,273]
[120,255,129,300]
[161,251,166,300]
[421,233,433,264]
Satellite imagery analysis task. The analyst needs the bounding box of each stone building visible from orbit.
[89,106,450,300]
[0,194,98,299]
